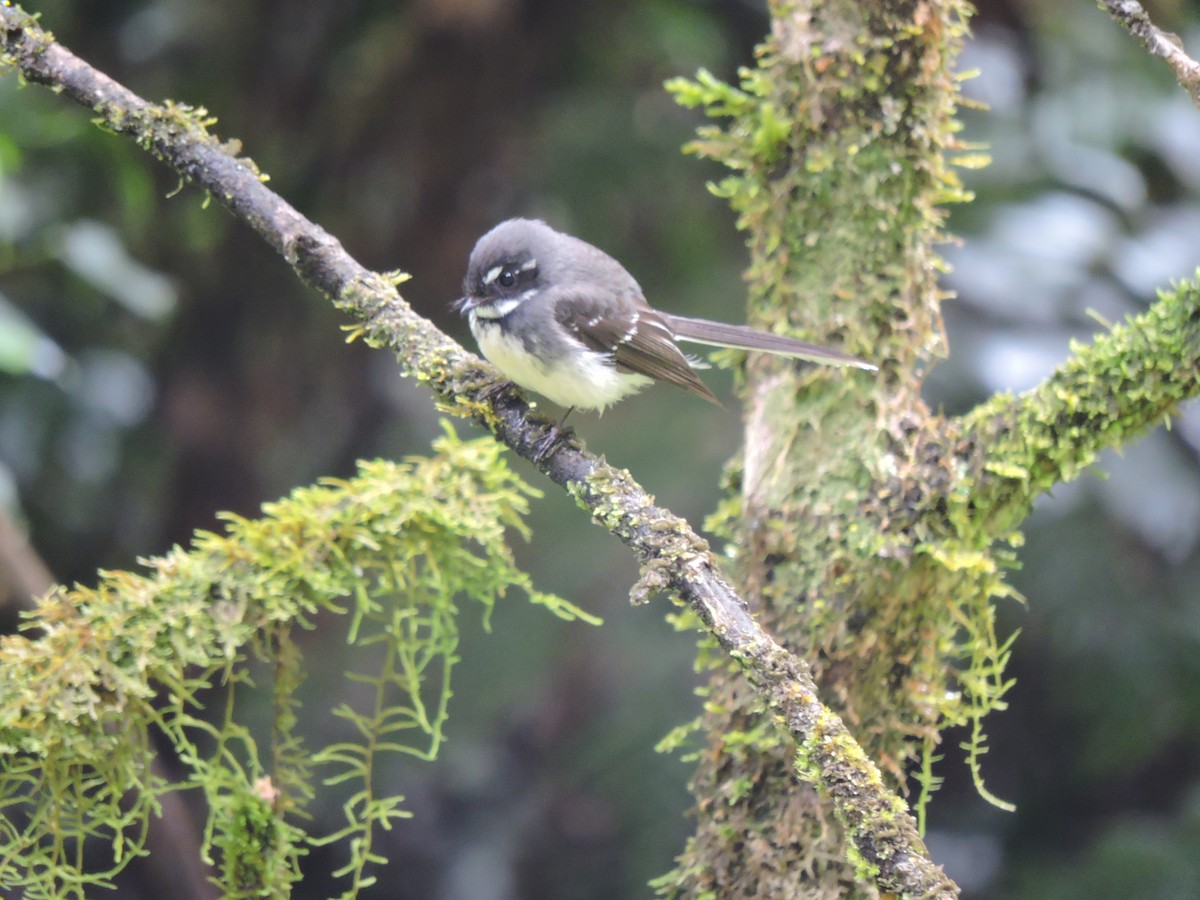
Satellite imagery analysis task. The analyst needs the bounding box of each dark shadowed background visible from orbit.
[1,1,1199,897]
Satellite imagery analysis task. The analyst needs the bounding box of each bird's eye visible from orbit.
[497,269,518,289]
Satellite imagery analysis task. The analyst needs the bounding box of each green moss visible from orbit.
[0,5,54,75]
[963,278,1200,531]
[662,0,983,895]
[215,778,298,899]
[0,426,595,896]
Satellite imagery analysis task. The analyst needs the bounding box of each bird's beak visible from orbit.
[454,295,480,314]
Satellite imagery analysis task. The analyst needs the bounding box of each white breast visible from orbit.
[470,317,652,412]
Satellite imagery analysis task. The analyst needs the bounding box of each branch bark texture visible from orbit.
[1100,0,1200,108]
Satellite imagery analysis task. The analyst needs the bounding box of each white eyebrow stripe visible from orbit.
[483,265,504,285]
[519,257,538,272]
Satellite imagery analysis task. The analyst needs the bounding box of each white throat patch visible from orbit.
[471,297,522,319]
[470,288,537,320]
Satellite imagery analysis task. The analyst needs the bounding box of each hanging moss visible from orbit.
[0,426,595,898]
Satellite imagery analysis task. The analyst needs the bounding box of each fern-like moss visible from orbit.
[0,424,595,898]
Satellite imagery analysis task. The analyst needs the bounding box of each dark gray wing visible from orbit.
[553,293,720,406]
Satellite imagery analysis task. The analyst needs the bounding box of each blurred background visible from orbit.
[1,0,1199,897]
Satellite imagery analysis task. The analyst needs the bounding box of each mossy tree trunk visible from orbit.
[670,1,993,895]
[668,0,1200,895]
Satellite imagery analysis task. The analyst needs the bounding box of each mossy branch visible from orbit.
[961,281,1200,532]
[1099,0,1200,108]
[0,431,591,896]
[0,4,955,897]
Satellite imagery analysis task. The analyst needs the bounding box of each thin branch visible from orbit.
[1099,0,1200,108]
[0,4,955,896]
[0,509,53,609]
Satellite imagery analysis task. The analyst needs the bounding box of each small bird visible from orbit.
[457,218,875,415]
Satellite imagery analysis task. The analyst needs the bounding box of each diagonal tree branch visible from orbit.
[1099,0,1200,108]
[961,282,1200,532]
[0,4,955,896]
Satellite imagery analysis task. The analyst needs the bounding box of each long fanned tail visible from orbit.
[663,313,877,371]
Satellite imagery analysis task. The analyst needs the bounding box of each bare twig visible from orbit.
[0,4,956,896]
[1099,0,1200,107]
[0,509,53,610]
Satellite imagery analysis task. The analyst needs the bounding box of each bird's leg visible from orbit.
[533,407,576,462]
